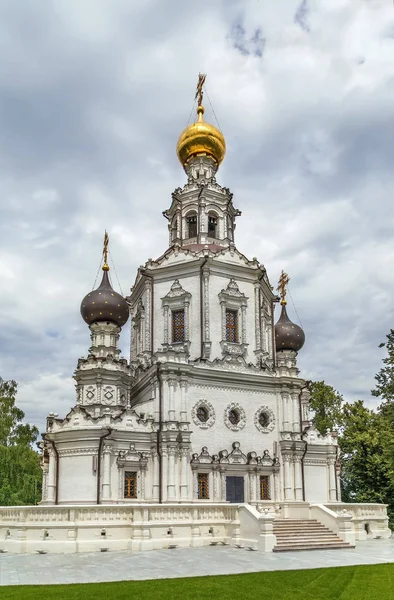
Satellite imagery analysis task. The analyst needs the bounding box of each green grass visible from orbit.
[2,564,393,600]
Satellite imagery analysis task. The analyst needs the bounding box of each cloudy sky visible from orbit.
[1,0,394,433]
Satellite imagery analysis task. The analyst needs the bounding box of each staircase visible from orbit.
[273,519,355,552]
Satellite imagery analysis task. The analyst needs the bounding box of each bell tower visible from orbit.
[163,74,241,250]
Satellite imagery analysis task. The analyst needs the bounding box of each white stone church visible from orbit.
[0,82,390,554]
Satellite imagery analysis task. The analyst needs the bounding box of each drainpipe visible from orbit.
[156,363,164,503]
[97,428,112,504]
[299,381,312,501]
[199,257,209,359]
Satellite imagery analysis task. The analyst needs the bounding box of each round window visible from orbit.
[259,411,270,429]
[228,408,240,425]
[197,406,209,423]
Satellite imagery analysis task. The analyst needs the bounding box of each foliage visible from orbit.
[0,378,42,505]
[308,380,343,436]
[2,565,394,600]
[308,378,394,524]
[372,329,394,405]
[339,400,394,513]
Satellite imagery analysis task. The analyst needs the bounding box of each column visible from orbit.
[292,392,300,432]
[241,304,247,344]
[168,379,176,421]
[144,281,151,352]
[47,448,56,504]
[180,448,189,500]
[163,305,169,344]
[254,284,261,353]
[293,456,303,500]
[101,446,111,501]
[167,447,176,501]
[161,449,168,502]
[328,459,337,501]
[283,456,293,500]
[180,380,187,422]
[273,470,279,501]
[152,451,160,501]
[282,392,290,431]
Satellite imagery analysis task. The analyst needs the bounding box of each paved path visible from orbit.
[0,540,393,586]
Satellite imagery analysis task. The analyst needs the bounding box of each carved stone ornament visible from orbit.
[224,402,246,432]
[191,400,216,429]
[254,405,276,434]
[190,442,276,468]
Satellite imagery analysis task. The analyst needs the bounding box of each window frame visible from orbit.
[260,475,271,500]
[197,472,210,500]
[124,471,137,499]
[171,308,185,344]
[225,308,239,343]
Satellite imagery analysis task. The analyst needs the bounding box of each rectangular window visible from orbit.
[124,471,137,499]
[260,476,270,500]
[225,309,238,343]
[197,473,209,499]
[172,309,185,343]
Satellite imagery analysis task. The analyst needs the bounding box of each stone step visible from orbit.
[272,518,354,552]
[276,534,342,543]
[274,543,354,552]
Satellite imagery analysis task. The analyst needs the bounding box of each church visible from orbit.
[0,77,389,554]
[41,79,337,508]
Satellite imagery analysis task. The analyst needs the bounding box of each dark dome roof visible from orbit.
[275,304,305,353]
[80,269,129,328]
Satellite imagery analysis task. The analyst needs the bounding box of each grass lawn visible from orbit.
[2,563,393,600]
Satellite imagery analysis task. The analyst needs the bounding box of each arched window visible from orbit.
[186,212,197,238]
[208,213,217,238]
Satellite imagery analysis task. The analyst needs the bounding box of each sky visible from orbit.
[1,0,394,434]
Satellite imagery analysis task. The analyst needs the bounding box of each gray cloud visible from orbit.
[0,0,393,434]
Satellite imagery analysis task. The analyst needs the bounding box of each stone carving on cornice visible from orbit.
[191,355,261,374]
[162,279,191,301]
[254,405,276,434]
[193,381,273,395]
[57,448,98,457]
[219,278,247,301]
[191,399,216,430]
[224,402,246,432]
[190,442,277,468]
[117,443,149,467]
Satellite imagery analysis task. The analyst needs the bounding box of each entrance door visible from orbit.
[226,476,244,503]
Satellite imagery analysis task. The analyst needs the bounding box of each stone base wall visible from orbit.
[0,502,390,554]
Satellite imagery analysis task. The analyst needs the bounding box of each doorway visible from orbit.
[226,476,244,503]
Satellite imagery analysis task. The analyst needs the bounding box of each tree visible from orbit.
[0,378,42,505]
[372,329,394,406]
[339,401,394,515]
[308,380,343,436]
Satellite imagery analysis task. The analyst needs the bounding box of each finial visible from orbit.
[102,230,109,271]
[195,73,206,111]
[277,270,290,306]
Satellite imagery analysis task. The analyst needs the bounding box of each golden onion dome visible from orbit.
[176,104,226,167]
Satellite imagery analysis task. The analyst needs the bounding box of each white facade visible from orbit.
[39,154,341,509]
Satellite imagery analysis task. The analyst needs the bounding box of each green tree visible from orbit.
[339,401,393,512]
[372,329,394,406]
[308,380,343,435]
[0,378,42,505]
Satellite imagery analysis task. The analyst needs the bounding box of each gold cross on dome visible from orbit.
[195,73,206,106]
[277,270,290,305]
[103,230,109,270]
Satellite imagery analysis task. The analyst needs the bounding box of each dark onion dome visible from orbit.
[275,304,305,353]
[80,266,129,328]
